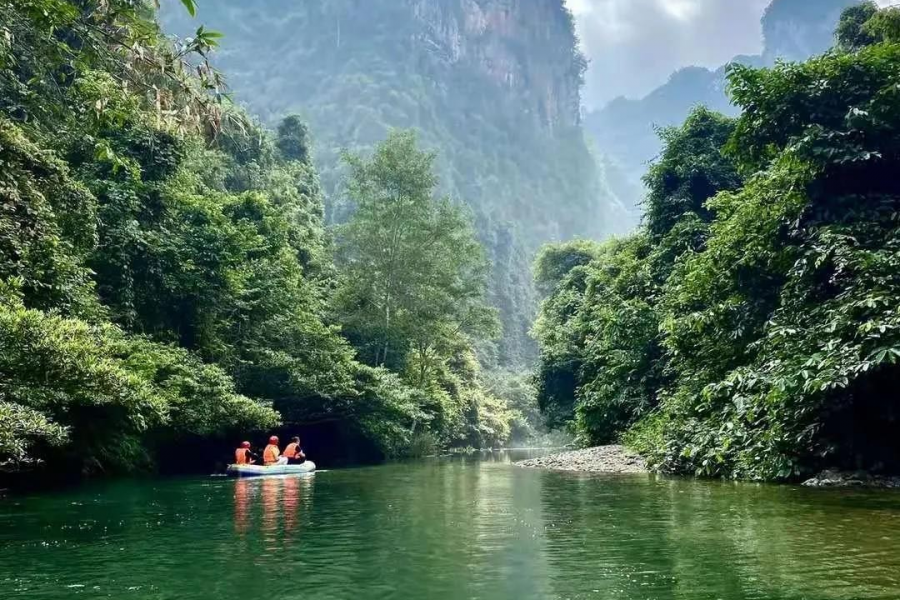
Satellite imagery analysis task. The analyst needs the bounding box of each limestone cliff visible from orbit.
[411,0,584,131]
[160,0,608,366]
[763,0,860,62]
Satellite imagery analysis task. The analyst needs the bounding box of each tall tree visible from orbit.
[642,107,741,242]
[334,131,498,380]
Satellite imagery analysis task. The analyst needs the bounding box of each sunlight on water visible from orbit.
[2,452,900,600]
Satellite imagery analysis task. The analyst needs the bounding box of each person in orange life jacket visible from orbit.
[283,436,306,465]
[263,436,288,466]
[234,441,259,465]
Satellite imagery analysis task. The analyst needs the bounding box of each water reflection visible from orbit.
[283,477,299,537]
[2,456,900,600]
[538,475,900,600]
[231,475,313,550]
[233,479,251,535]
[261,477,281,545]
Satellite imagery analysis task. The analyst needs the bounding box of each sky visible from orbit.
[569,0,896,109]
[567,0,772,108]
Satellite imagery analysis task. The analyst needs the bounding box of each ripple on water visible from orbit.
[1,458,900,600]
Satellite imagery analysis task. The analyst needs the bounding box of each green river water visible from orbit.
[2,451,900,600]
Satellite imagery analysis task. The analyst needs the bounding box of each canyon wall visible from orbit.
[161,0,613,366]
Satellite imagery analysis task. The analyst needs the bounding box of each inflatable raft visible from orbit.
[226,461,316,478]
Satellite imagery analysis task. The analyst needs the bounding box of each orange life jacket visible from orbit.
[234,447,251,465]
[284,443,300,459]
[263,444,280,465]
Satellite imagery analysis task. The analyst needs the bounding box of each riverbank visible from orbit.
[517,448,900,488]
[516,445,647,474]
[803,470,900,489]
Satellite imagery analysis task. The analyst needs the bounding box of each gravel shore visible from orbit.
[802,470,900,489]
[516,445,648,474]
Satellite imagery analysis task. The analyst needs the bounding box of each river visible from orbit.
[2,451,900,599]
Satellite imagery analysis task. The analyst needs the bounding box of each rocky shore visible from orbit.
[516,445,648,474]
[802,470,900,489]
[518,450,900,487]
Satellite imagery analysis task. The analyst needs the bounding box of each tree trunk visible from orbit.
[378,301,391,367]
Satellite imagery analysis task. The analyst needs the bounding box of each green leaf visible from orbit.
[180,0,197,17]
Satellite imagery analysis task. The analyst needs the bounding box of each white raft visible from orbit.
[226,461,316,478]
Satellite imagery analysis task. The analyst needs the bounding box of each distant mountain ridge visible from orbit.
[586,0,863,232]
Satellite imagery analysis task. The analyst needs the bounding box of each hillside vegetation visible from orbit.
[160,0,611,366]
[0,0,537,476]
[535,3,900,480]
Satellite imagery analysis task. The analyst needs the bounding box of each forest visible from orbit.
[535,2,900,480]
[158,0,610,367]
[5,4,900,600]
[3,0,900,485]
[0,0,538,477]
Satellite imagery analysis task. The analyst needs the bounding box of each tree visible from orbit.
[276,115,312,163]
[833,2,900,50]
[0,285,279,473]
[535,5,900,479]
[573,234,664,444]
[531,240,602,429]
[334,130,498,377]
[835,1,880,49]
[0,0,433,473]
[643,107,741,241]
[632,25,900,480]
[532,109,740,445]
[533,240,603,295]
[862,6,900,45]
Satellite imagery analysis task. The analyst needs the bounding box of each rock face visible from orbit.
[160,0,609,366]
[802,470,900,489]
[412,0,584,131]
[517,445,648,474]
[762,0,860,63]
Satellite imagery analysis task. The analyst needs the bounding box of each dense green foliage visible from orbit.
[0,0,283,474]
[535,109,740,443]
[335,131,497,372]
[837,1,900,50]
[334,131,517,450]
[159,0,609,366]
[536,5,900,480]
[0,0,539,475]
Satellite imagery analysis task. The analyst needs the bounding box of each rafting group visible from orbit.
[228,436,316,477]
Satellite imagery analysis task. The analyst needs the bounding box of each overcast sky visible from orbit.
[567,0,772,108]
[570,0,897,108]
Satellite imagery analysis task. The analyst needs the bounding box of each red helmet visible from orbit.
[241,441,251,449]
[269,436,279,444]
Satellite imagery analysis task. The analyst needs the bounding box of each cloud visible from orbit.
[572,0,899,109]
[569,0,772,108]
